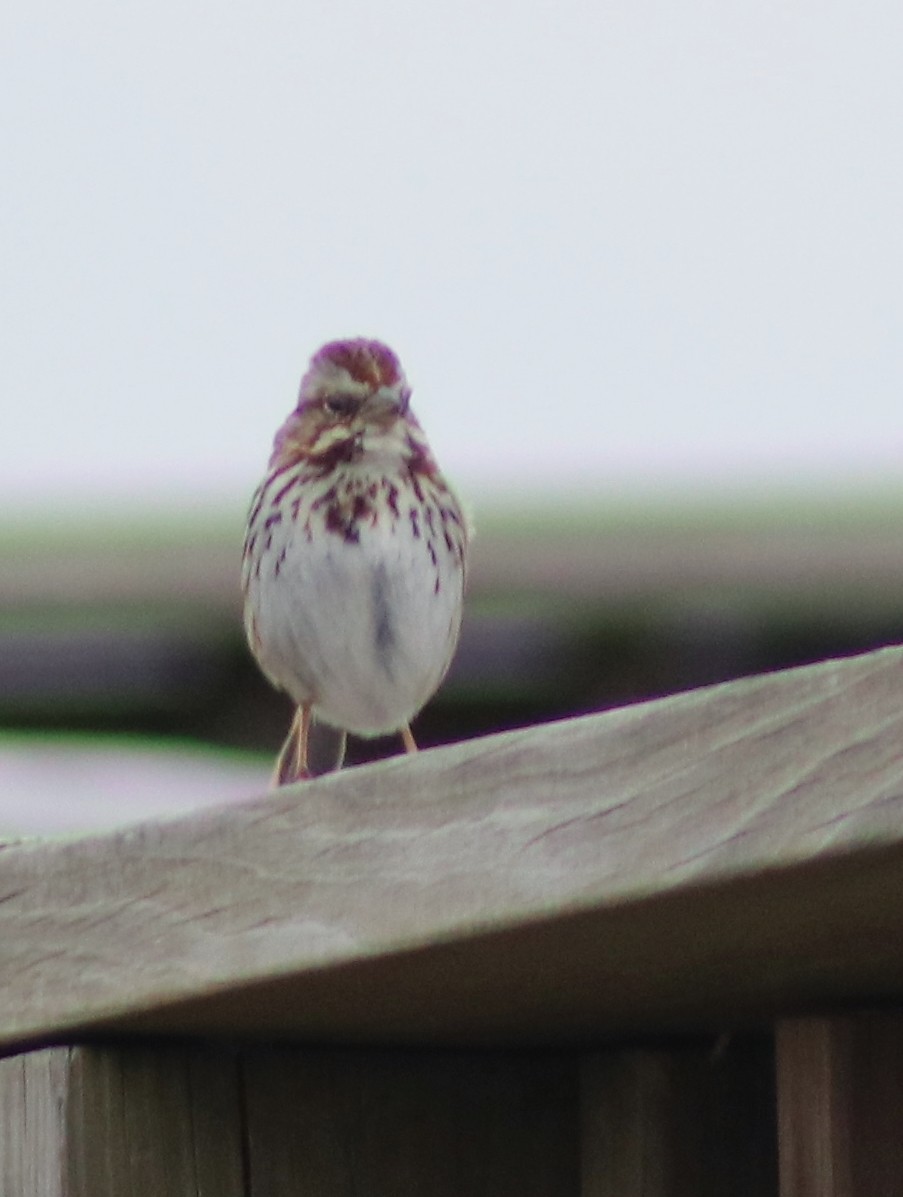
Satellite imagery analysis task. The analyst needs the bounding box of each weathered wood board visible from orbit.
[0,1040,774,1196]
[777,1014,903,1197]
[581,1041,777,1196]
[1,646,903,1050]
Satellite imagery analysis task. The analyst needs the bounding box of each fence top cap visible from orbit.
[3,644,903,1052]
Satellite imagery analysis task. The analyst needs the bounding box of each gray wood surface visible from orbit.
[3,645,903,1050]
[1,1045,245,1197]
[242,1047,578,1196]
[0,1044,577,1195]
[0,1049,69,1197]
[776,1014,903,1197]
[581,1042,776,1196]
[3,1040,778,1196]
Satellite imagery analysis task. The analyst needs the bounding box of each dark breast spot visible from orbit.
[384,480,400,519]
[352,493,373,524]
[371,565,396,673]
[324,503,360,543]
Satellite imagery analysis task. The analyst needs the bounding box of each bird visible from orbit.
[242,337,469,785]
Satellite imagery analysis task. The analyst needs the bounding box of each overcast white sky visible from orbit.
[3,0,902,519]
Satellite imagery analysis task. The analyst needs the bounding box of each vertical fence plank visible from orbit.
[581,1040,777,1197]
[3,1043,579,1195]
[67,1044,246,1197]
[0,1049,69,1197]
[4,1037,793,1195]
[0,1044,246,1197]
[777,1013,903,1197]
[776,1019,848,1197]
[241,1047,580,1197]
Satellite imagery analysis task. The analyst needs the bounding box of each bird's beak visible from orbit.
[364,388,409,421]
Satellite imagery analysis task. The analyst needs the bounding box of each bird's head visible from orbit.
[272,338,416,469]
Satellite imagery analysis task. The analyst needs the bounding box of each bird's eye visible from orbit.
[323,394,361,418]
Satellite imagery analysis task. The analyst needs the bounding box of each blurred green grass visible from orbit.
[1,485,902,812]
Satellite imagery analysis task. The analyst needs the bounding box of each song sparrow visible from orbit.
[242,338,469,785]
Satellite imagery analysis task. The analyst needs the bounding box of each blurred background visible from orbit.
[2,0,902,834]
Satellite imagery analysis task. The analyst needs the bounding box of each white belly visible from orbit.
[246,499,464,736]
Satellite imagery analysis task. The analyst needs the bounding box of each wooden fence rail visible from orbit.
[3,644,903,1193]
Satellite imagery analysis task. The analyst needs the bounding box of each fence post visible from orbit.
[581,1040,776,1196]
[776,1013,903,1197]
[1,1044,582,1196]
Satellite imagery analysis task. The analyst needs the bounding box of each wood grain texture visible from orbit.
[0,1045,246,1197]
[69,1046,246,1197]
[1,1043,578,1196]
[581,1041,777,1197]
[3,645,903,1049]
[777,1014,903,1197]
[0,1049,69,1196]
[242,1047,578,1196]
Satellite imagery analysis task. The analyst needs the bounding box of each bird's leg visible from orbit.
[400,724,418,754]
[294,702,312,777]
[271,703,312,787]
